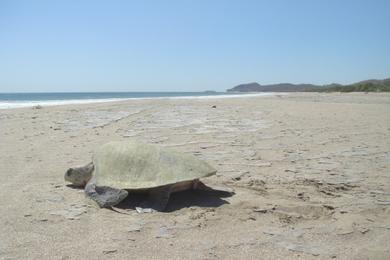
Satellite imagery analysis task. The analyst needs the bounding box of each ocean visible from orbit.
[0,92,274,109]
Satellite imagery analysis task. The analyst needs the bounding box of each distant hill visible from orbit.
[227,82,325,92]
[227,78,390,92]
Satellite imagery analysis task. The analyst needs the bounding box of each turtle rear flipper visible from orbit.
[139,185,172,212]
[193,180,234,195]
[85,179,128,208]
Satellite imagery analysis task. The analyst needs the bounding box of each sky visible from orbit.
[0,0,389,92]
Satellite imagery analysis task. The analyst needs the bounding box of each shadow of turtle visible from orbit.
[115,189,234,212]
[65,184,84,189]
[166,189,233,212]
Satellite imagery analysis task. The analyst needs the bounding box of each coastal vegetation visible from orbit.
[228,78,390,92]
[320,79,390,92]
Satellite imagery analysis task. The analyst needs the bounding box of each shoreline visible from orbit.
[0,92,280,110]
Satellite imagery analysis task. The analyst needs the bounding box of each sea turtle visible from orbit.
[65,141,231,211]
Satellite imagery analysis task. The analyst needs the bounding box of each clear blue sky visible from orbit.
[1,0,389,92]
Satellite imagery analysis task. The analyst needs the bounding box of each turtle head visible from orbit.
[64,162,94,187]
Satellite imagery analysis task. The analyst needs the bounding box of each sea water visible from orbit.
[0,92,275,109]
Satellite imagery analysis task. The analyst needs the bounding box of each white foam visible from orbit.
[150,92,278,100]
[0,98,131,109]
[0,93,282,109]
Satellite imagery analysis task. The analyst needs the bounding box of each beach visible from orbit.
[1,92,389,259]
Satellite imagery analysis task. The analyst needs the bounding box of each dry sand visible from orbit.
[0,93,389,259]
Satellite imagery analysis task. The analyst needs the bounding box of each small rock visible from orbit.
[135,207,154,213]
[297,192,309,201]
[323,205,335,210]
[253,208,268,213]
[358,227,369,234]
[102,250,117,255]
[285,169,298,173]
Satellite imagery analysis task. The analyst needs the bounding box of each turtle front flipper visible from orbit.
[85,178,128,208]
[140,185,172,212]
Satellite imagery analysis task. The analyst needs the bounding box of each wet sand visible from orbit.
[0,92,389,259]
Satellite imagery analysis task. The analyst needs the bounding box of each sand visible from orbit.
[0,92,389,259]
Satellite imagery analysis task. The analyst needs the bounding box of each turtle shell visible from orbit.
[93,141,216,189]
